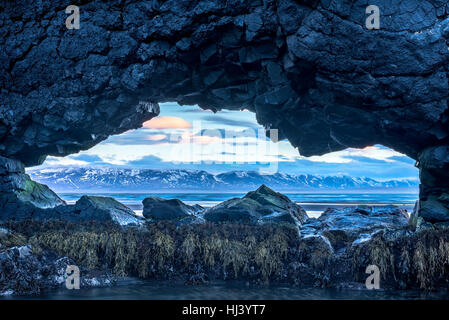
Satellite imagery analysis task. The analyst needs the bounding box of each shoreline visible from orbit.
[57,192,417,218]
[4,278,449,300]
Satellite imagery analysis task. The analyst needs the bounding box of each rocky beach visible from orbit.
[1,156,448,297]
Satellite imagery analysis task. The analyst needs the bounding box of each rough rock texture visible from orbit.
[204,184,308,226]
[293,206,414,288]
[413,146,449,224]
[0,167,144,227]
[0,156,65,209]
[142,196,204,221]
[1,0,449,222]
[0,156,67,221]
[62,196,145,226]
[2,202,449,294]
[0,244,116,296]
[301,205,410,252]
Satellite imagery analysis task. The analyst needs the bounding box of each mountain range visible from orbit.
[27,167,419,193]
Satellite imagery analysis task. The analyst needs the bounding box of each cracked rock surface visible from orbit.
[1,0,449,222]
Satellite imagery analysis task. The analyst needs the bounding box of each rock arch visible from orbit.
[1,0,449,224]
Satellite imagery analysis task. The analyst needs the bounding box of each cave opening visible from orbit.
[26,102,419,219]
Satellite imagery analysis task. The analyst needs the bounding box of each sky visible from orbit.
[35,102,419,180]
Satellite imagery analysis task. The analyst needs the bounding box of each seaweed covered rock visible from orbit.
[142,196,204,222]
[300,205,409,251]
[0,244,116,296]
[292,206,416,289]
[204,185,307,227]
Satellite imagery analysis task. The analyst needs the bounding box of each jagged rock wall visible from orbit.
[1,0,449,223]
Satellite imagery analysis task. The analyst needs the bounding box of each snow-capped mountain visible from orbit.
[27,167,419,192]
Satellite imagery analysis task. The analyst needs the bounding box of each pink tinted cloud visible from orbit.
[146,134,167,141]
[143,116,191,129]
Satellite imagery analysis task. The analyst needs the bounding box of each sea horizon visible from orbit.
[58,191,418,218]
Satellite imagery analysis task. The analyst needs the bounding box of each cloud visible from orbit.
[338,156,390,164]
[146,134,167,141]
[389,156,417,165]
[43,156,89,167]
[306,153,352,164]
[304,145,407,164]
[180,108,215,113]
[71,154,104,163]
[124,155,166,168]
[203,115,260,128]
[105,130,171,145]
[143,116,192,129]
[33,100,419,181]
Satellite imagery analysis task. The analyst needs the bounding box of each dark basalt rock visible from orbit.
[293,205,418,289]
[142,196,204,221]
[62,196,145,226]
[412,146,449,224]
[300,205,410,252]
[2,203,449,294]
[0,157,141,224]
[204,185,308,227]
[0,156,66,221]
[0,0,449,223]
[0,156,65,210]
[0,159,143,225]
[0,244,116,296]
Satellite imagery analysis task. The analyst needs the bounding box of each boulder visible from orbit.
[0,192,144,227]
[142,197,204,221]
[0,156,65,209]
[203,185,308,227]
[0,244,116,296]
[300,205,410,251]
[413,146,449,225]
[0,156,66,221]
[64,196,145,226]
[0,157,142,225]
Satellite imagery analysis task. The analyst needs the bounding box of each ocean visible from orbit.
[59,192,418,218]
[10,279,449,300]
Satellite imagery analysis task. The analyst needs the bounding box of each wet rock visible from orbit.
[0,156,66,221]
[300,205,409,251]
[0,244,116,296]
[65,196,145,226]
[142,197,204,222]
[414,146,449,224]
[204,185,307,227]
[0,187,143,227]
[0,156,65,210]
[293,206,418,289]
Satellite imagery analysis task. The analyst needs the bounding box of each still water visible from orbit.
[11,279,449,300]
